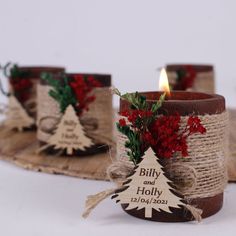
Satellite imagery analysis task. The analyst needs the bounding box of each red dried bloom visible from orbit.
[187,116,206,134]
[142,131,156,146]
[120,110,129,117]
[119,107,206,159]
[119,118,127,127]
[150,114,206,159]
[150,114,183,158]
[10,78,32,102]
[69,75,101,115]
[120,109,154,128]
[174,65,197,90]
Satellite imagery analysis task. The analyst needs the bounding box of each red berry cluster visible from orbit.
[70,75,101,115]
[10,78,32,102]
[119,110,206,159]
[118,118,127,127]
[174,65,197,90]
[120,110,153,125]
[150,114,206,158]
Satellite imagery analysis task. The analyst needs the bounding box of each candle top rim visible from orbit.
[120,91,225,115]
[120,91,224,103]
[13,66,65,79]
[16,66,65,72]
[66,73,111,87]
[166,64,213,73]
[66,72,111,77]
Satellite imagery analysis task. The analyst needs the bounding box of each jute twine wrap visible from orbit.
[167,71,215,94]
[229,109,236,156]
[228,109,236,180]
[37,84,114,147]
[116,111,228,199]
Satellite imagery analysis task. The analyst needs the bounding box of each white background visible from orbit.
[0,0,236,235]
[0,0,236,107]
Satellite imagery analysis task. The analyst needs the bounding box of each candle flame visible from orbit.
[159,68,170,96]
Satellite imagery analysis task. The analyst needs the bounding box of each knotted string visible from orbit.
[82,160,203,222]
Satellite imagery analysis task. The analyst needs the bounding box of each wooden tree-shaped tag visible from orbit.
[47,105,93,155]
[4,95,34,131]
[113,147,184,218]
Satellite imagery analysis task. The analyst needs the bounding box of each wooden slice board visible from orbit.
[0,125,112,181]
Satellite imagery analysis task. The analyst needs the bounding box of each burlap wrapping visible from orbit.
[228,109,236,181]
[37,84,114,148]
[167,71,215,94]
[116,111,228,199]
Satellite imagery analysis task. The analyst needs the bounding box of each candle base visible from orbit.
[118,91,226,222]
[121,193,223,222]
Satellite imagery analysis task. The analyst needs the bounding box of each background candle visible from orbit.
[166,64,215,94]
[37,72,113,156]
[8,66,65,119]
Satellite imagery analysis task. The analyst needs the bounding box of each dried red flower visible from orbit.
[150,114,206,158]
[174,65,197,90]
[120,109,153,128]
[187,116,206,134]
[120,110,206,159]
[69,75,101,115]
[10,78,32,102]
[119,118,127,127]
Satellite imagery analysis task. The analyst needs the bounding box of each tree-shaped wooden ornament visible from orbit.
[113,147,185,218]
[47,105,93,155]
[4,95,34,131]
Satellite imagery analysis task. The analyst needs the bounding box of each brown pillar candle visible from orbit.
[37,72,113,156]
[166,64,215,94]
[9,66,65,119]
[119,91,227,222]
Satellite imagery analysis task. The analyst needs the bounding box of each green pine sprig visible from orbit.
[113,88,165,127]
[113,88,165,115]
[10,64,30,78]
[116,124,142,165]
[41,72,77,113]
[114,88,166,165]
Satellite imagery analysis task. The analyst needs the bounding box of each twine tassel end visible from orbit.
[185,204,203,222]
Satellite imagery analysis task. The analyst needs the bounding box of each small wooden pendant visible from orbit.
[4,95,34,131]
[46,105,93,155]
[113,148,184,218]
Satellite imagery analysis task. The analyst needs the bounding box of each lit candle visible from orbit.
[118,74,227,221]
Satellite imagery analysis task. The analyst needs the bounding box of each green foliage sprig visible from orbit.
[113,88,165,116]
[114,88,166,165]
[117,124,142,165]
[41,72,77,113]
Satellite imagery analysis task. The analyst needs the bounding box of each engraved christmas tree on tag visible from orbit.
[112,148,185,218]
[4,95,34,131]
[47,105,93,155]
